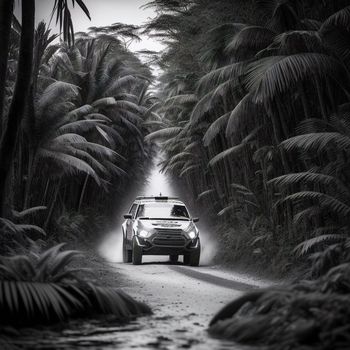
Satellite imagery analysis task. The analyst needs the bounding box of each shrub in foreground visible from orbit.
[0,243,151,326]
[209,263,350,350]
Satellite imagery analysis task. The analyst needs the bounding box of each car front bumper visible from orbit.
[134,235,200,255]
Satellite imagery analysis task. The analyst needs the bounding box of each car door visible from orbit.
[126,203,138,241]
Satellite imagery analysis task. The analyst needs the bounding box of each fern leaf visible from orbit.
[209,144,245,167]
[281,132,350,153]
[294,233,347,256]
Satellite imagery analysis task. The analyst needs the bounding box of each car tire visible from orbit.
[184,241,200,267]
[132,237,142,265]
[169,255,178,263]
[122,233,132,263]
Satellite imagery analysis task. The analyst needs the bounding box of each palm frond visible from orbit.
[282,191,350,217]
[12,206,47,220]
[164,94,198,107]
[225,93,261,138]
[293,206,323,225]
[281,132,350,154]
[218,204,235,216]
[272,30,325,55]
[58,120,105,134]
[168,152,192,166]
[226,26,275,58]
[179,164,200,178]
[104,75,138,96]
[200,22,246,68]
[144,127,182,142]
[38,81,79,112]
[321,6,350,30]
[268,172,347,191]
[91,97,116,109]
[294,232,347,256]
[0,218,46,236]
[75,142,123,160]
[197,189,215,201]
[196,61,248,96]
[231,183,255,196]
[37,150,101,185]
[209,144,246,167]
[203,112,230,146]
[245,53,347,102]
[52,133,87,144]
[67,104,94,120]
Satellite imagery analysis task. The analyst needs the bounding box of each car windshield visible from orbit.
[136,202,189,220]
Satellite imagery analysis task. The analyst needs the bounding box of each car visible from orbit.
[122,196,200,266]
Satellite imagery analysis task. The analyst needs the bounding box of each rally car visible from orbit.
[122,196,200,266]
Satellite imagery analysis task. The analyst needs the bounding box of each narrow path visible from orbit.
[103,255,273,349]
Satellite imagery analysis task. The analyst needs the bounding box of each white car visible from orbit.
[122,196,200,265]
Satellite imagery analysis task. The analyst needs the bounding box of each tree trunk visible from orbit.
[0,0,14,134]
[0,0,35,216]
[44,178,62,230]
[42,179,50,205]
[78,174,89,212]
[23,148,36,209]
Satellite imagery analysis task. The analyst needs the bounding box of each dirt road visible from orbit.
[105,255,272,349]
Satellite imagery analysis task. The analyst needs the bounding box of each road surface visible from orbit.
[104,255,272,349]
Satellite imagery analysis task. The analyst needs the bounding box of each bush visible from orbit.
[0,243,151,326]
[209,263,350,349]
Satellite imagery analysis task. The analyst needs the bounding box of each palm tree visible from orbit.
[0,0,90,217]
[146,0,350,271]
[13,32,154,228]
[269,104,350,261]
[0,0,14,130]
[23,80,122,219]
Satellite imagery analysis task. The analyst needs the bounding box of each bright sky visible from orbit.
[16,0,163,53]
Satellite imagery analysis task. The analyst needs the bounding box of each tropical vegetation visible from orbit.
[0,0,154,331]
[1,1,155,242]
[0,243,150,326]
[145,0,350,277]
[209,261,350,349]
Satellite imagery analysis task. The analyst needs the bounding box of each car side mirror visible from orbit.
[124,214,132,219]
[192,217,199,223]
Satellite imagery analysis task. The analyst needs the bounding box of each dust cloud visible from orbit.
[99,158,217,265]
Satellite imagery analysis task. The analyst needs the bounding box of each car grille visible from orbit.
[152,229,186,247]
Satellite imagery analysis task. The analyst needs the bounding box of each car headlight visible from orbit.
[139,230,150,238]
[188,231,197,239]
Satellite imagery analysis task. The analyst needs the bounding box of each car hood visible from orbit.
[137,219,193,231]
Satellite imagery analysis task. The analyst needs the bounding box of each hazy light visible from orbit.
[99,158,217,265]
[143,167,176,197]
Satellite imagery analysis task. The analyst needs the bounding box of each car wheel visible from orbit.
[132,237,142,265]
[184,242,200,266]
[122,233,132,263]
[169,255,178,263]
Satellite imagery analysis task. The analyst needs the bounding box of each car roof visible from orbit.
[133,196,185,205]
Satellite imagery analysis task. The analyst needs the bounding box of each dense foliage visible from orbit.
[0,0,154,330]
[0,243,151,326]
[1,9,155,248]
[209,262,350,349]
[146,0,350,276]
